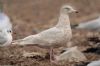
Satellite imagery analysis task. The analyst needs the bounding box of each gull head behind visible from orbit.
[0,12,12,46]
[61,5,78,14]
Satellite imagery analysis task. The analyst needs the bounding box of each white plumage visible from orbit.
[13,5,78,62]
[0,12,12,46]
[74,16,100,31]
[87,60,100,66]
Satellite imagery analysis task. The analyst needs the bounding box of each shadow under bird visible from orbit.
[12,5,78,63]
[71,16,100,31]
[0,12,12,46]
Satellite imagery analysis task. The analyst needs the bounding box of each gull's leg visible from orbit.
[50,47,53,62]
[50,47,58,64]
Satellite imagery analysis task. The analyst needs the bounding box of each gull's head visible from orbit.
[0,12,12,46]
[61,5,78,14]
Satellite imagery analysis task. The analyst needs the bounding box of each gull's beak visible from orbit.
[74,10,78,13]
[73,9,78,13]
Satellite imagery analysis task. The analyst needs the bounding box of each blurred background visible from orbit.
[0,0,100,66]
[1,0,100,39]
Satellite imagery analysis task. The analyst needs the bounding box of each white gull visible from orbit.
[12,5,78,63]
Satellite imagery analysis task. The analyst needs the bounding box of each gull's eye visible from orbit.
[7,30,12,33]
[65,8,70,10]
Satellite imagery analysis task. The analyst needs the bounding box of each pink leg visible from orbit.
[50,47,58,64]
[50,47,53,62]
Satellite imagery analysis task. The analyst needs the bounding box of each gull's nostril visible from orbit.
[75,11,79,13]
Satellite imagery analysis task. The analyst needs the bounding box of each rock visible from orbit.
[55,46,87,62]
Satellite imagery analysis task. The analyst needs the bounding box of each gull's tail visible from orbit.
[12,35,40,46]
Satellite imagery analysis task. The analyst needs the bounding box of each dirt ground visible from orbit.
[0,30,100,66]
[0,0,100,66]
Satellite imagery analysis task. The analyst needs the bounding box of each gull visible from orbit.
[87,60,100,66]
[72,16,100,31]
[12,5,78,63]
[0,11,12,46]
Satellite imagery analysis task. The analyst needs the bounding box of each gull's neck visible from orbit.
[56,13,70,28]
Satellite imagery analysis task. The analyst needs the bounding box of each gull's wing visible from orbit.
[12,27,65,46]
[38,27,65,43]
